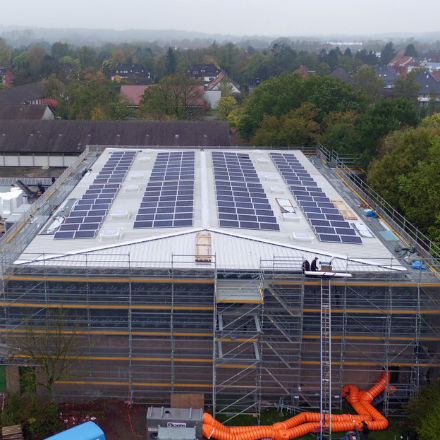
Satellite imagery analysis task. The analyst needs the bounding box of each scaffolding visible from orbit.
[1,147,440,420]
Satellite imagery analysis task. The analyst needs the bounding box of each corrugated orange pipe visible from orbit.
[203,372,394,440]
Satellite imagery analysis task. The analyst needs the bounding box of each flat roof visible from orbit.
[17,148,405,272]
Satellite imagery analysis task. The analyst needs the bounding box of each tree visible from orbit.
[0,37,12,66]
[237,73,368,140]
[367,126,440,241]
[352,66,384,102]
[356,97,420,165]
[9,309,83,397]
[405,378,440,440]
[253,102,321,147]
[217,96,237,119]
[51,42,72,60]
[43,74,64,99]
[166,47,177,75]
[380,42,397,65]
[404,43,418,58]
[139,73,203,120]
[393,71,421,102]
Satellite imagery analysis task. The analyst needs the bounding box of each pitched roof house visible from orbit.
[111,64,151,85]
[188,64,221,83]
[0,67,14,87]
[375,65,399,88]
[330,66,352,83]
[388,55,414,76]
[0,82,45,105]
[414,70,440,104]
[0,105,54,120]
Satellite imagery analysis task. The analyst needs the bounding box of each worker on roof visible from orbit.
[311,257,319,271]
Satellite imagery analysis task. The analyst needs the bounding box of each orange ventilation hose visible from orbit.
[203,372,396,440]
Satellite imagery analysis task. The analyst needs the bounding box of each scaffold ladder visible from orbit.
[320,278,332,439]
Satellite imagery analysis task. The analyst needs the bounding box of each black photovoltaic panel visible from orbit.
[134,152,195,229]
[212,152,280,231]
[54,151,137,239]
[270,152,362,244]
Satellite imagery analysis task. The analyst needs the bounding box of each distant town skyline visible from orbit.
[2,0,440,38]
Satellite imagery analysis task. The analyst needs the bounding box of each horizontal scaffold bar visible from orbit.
[0,302,213,311]
[2,328,439,342]
[4,276,215,283]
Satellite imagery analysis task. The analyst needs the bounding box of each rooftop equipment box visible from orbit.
[146,407,203,440]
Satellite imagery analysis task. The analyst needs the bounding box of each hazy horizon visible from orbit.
[2,0,440,38]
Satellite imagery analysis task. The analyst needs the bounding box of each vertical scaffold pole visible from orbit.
[320,278,332,440]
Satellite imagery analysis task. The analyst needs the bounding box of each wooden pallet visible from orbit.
[2,425,24,440]
[331,200,357,220]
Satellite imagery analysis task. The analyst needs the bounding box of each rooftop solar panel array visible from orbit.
[212,152,279,231]
[270,153,361,244]
[54,150,137,240]
[134,151,195,229]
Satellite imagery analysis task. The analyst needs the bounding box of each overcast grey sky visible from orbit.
[2,0,440,37]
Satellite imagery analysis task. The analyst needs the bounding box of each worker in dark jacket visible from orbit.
[311,257,319,271]
[302,260,310,272]
[361,421,369,440]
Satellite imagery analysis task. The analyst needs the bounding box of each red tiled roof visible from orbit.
[207,71,226,90]
[120,85,149,106]
[121,84,205,107]
[294,65,309,77]
[432,71,440,81]
[388,55,414,67]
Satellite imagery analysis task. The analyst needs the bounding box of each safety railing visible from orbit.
[318,145,440,267]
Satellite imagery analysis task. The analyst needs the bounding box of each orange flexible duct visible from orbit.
[203,372,395,440]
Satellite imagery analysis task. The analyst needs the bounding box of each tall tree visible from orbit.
[166,47,177,75]
[404,43,418,58]
[140,73,203,120]
[393,72,421,102]
[380,42,397,65]
[0,37,12,66]
[352,66,384,102]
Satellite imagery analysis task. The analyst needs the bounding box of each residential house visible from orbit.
[120,84,205,112]
[111,64,151,85]
[187,64,221,84]
[330,66,352,83]
[294,65,311,77]
[414,70,440,105]
[388,55,414,76]
[0,82,45,105]
[205,71,240,108]
[120,85,150,108]
[0,67,14,87]
[0,105,54,120]
[376,65,399,89]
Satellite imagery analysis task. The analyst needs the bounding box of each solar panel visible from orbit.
[340,235,362,244]
[134,151,195,229]
[270,152,362,243]
[319,234,341,242]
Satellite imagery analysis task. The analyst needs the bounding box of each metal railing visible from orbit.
[318,145,440,266]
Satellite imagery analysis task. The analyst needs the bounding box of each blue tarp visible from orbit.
[412,260,427,271]
[44,422,105,440]
[366,210,378,218]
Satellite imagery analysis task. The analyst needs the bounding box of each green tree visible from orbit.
[51,42,72,60]
[0,37,12,66]
[380,42,397,65]
[405,379,440,440]
[393,71,421,102]
[351,66,384,101]
[217,96,237,119]
[356,97,420,165]
[404,43,418,58]
[253,102,321,147]
[140,73,203,120]
[166,47,177,75]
